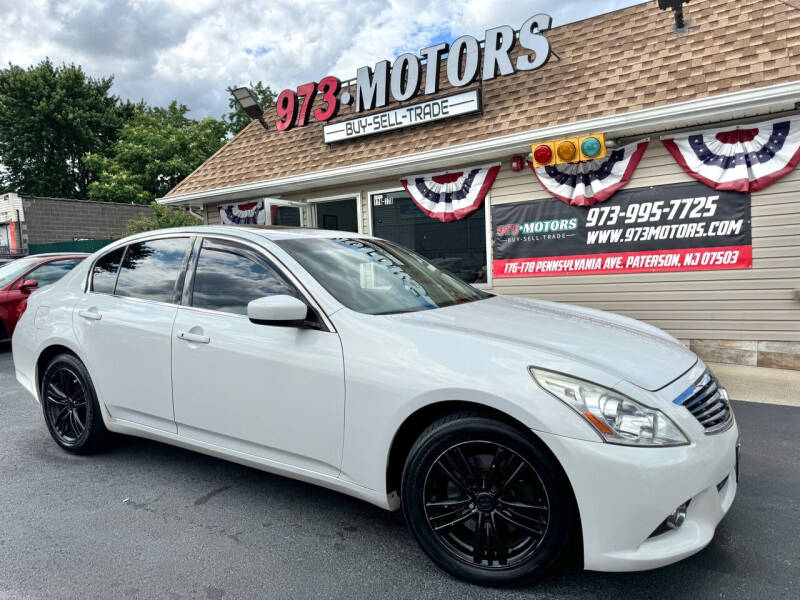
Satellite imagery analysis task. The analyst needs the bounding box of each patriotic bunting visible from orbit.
[661,117,800,193]
[219,200,266,225]
[400,164,501,222]
[529,140,649,207]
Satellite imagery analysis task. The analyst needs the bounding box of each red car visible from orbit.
[0,253,88,340]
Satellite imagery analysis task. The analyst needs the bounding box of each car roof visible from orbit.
[124,225,373,242]
[27,253,90,260]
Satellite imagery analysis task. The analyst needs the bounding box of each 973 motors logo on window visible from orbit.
[492,182,752,278]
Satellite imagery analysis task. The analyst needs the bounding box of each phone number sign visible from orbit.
[492,182,752,278]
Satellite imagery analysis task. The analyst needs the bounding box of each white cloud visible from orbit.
[0,0,645,119]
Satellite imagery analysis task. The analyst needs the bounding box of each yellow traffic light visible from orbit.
[555,138,579,164]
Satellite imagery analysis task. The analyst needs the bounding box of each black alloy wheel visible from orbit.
[423,441,551,568]
[41,353,109,453]
[44,367,88,443]
[402,413,572,586]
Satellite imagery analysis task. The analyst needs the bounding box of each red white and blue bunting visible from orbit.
[529,140,649,207]
[219,200,266,225]
[400,163,501,222]
[661,117,800,193]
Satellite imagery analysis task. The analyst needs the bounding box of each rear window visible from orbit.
[115,238,190,303]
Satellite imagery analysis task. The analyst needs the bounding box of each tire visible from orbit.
[40,353,109,454]
[401,412,572,587]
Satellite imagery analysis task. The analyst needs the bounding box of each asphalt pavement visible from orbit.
[1,340,798,599]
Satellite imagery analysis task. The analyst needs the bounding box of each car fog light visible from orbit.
[649,500,691,538]
[665,501,690,530]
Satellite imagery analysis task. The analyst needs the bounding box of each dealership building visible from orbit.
[160,0,800,370]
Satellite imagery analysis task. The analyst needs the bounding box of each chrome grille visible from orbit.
[673,371,733,433]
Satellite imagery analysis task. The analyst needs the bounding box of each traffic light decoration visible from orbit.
[531,133,607,167]
[529,139,649,207]
[531,142,556,167]
[579,134,606,161]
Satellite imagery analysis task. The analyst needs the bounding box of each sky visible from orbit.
[0,0,646,120]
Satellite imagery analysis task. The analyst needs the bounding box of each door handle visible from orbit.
[177,330,210,344]
[78,308,102,321]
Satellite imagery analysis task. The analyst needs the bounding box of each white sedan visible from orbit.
[12,226,739,586]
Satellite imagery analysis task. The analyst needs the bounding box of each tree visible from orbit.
[224,81,275,135]
[0,59,136,198]
[126,202,202,235]
[86,101,227,204]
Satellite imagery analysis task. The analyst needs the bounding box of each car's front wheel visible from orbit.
[41,353,109,454]
[401,412,573,586]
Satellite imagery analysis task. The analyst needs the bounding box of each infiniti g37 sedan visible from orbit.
[12,226,739,586]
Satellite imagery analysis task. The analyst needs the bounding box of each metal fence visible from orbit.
[27,238,116,255]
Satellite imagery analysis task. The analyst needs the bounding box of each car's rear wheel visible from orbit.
[41,353,109,454]
[401,412,572,586]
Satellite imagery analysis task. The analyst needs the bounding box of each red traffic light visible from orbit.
[533,145,553,166]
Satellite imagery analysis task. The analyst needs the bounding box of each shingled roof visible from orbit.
[165,0,800,199]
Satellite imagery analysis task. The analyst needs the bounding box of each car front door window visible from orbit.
[190,239,299,315]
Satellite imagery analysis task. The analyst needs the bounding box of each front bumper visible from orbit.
[537,419,739,572]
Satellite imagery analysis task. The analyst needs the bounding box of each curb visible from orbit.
[709,362,800,408]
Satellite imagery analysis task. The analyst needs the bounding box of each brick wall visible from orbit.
[20,196,153,245]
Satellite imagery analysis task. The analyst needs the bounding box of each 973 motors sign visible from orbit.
[265,14,552,140]
[493,182,752,278]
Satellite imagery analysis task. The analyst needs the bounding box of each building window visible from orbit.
[314,198,359,232]
[370,191,487,284]
[272,205,301,226]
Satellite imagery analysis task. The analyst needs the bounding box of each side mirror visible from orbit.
[247,295,309,327]
[20,279,38,292]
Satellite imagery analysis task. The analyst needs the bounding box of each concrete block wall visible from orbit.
[20,196,153,246]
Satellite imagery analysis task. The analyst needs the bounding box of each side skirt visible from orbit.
[104,417,396,511]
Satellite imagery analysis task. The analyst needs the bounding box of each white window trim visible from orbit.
[261,197,306,227]
[367,188,493,289]
[305,192,363,233]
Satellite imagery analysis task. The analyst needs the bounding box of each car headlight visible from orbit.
[530,368,689,447]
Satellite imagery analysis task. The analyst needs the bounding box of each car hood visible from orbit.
[391,295,696,391]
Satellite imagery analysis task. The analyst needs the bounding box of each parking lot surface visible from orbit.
[1,340,798,599]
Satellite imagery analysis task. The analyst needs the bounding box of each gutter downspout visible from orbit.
[188,206,205,223]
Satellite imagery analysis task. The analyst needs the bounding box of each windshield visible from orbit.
[0,258,37,288]
[275,237,491,315]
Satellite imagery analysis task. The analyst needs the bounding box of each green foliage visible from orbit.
[126,202,202,235]
[225,81,275,135]
[0,58,137,198]
[0,58,274,203]
[87,101,228,204]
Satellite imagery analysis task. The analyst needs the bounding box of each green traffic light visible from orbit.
[581,137,602,158]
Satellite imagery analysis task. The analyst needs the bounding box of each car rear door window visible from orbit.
[91,247,125,294]
[115,238,190,303]
[190,239,298,315]
[28,259,83,288]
